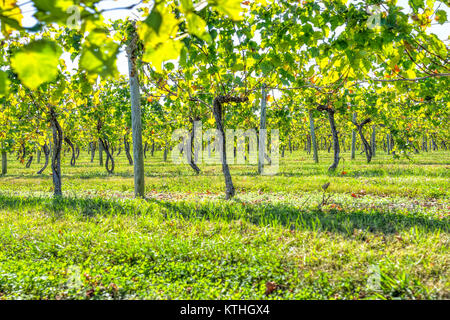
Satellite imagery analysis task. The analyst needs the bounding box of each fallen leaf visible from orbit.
[265,281,278,295]
[86,289,94,298]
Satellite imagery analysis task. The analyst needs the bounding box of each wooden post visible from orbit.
[98,138,103,166]
[126,22,145,198]
[163,140,168,162]
[1,141,6,175]
[317,105,340,171]
[50,111,63,196]
[90,142,95,162]
[371,125,376,157]
[258,84,267,174]
[212,95,248,199]
[308,109,319,163]
[351,112,357,160]
[386,134,390,154]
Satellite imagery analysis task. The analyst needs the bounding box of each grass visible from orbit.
[0,148,448,300]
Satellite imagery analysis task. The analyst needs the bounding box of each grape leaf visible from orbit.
[142,40,183,72]
[186,13,212,42]
[435,10,447,25]
[0,71,10,96]
[0,0,23,36]
[11,39,62,90]
[79,31,120,80]
[208,0,244,21]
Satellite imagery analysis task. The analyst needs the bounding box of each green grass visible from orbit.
[0,149,448,300]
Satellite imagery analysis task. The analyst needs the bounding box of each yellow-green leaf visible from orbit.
[79,32,120,80]
[0,0,23,36]
[208,0,244,21]
[186,13,212,42]
[11,39,62,90]
[406,69,416,79]
[138,5,180,47]
[142,39,183,72]
[0,71,9,96]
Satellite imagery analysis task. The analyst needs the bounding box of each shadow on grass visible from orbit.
[1,165,447,180]
[153,199,449,235]
[0,193,133,218]
[0,193,447,237]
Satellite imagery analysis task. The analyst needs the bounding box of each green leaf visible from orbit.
[435,10,447,25]
[32,0,75,24]
[143,9,163,34]
[208,0,244,21]
[164,62,175,71]
[179,46,188,67]
[52,80,66,101]
[180,0,194,12]
[11,39,62,90]
[426,0,435,8]
[0,71,9,96]
[79,32,120,80]
[138,5,179,47]
[406,69,416,79]
[260,61,273,75]
[231,63,244,72]
[409,0,425,12]
[0,0,23,36]
[186,13,212,42]
[142,39,183,72]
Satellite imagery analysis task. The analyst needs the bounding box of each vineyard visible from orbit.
[0,0,449,300]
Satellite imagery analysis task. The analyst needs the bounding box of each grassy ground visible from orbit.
[0,148,448,300]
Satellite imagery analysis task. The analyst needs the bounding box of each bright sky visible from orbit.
[13,0,450,76]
